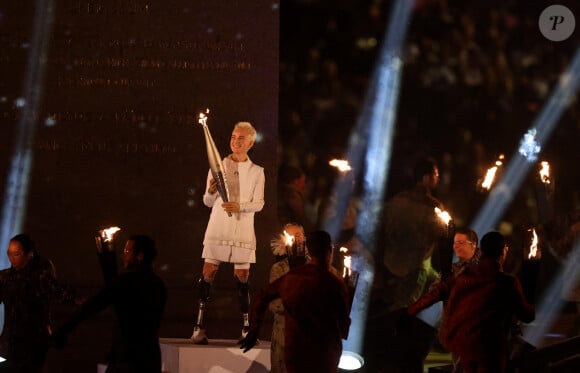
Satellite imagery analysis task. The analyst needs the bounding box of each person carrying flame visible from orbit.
[191,121,265,344]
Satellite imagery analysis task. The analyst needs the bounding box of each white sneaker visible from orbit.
[190,326,209,345]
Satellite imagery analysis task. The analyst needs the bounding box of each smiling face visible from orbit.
[230,125,254,161]
[453,232,477,261]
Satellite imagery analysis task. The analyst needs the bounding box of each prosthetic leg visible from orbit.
[191,277,212,344]
[236,278,251,340]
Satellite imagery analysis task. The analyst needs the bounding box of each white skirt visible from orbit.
[202,244,256,264]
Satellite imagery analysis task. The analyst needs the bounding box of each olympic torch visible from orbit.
[198,109,231,217]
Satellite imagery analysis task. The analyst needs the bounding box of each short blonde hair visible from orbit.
[235,121,257,142]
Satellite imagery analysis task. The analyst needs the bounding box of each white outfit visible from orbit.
[202,155,265,264]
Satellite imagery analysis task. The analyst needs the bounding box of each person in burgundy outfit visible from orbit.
[239,230,351,373]
[408,231,535,373]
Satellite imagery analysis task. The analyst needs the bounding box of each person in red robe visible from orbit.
[239,230,351,373]
[408,231,535,373]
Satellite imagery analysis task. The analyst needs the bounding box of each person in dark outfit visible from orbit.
[408,231,535,373]
[364,157,448,373]
[0,233,82,373]
[240,230,351,373]
[53,235,167,373]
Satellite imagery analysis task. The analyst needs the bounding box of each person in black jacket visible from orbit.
[0,233,82,373]
[53,234,167,373]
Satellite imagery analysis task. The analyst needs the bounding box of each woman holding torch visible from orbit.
[191,121,265,344]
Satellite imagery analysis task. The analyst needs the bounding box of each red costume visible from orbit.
[409,258,535,372]
[250,263,351,373]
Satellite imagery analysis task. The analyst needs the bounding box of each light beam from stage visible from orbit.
[322,0,414,367]
[470,47,580,238]
[0,0,55,328]
[523,238,580,347]
[468,48,580,349]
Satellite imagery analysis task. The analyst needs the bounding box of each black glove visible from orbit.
[238,328,259,353]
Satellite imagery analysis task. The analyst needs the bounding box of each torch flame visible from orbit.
[343,255,352,278]
[329,159,352,172]
[481,166,498,190]
[198,108,209,126]
[283,230,295,247]
[339,247,348,254]
[528,228,539,259]
[100,226,121,242]
[434,207,452,225]
[481,154,504,190]
[539,161,551,184]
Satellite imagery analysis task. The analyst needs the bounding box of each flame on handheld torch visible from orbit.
[528,228,539,259]
[329,159,352,173]
[343,254,352,278]
[283,230,295,247]
[434,207,452,226]
[198,108,209,126]
[481,154,504,190]
[339,247,352,277]
[539,161,551,184]
[100,226,121,242]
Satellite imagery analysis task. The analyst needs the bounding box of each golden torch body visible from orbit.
[199,117,231,216]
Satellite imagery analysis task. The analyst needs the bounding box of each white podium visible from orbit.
[160,338,271,373]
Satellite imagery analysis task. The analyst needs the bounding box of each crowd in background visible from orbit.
[277,0,579,234]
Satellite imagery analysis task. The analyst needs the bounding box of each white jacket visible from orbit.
[202,155,265,250]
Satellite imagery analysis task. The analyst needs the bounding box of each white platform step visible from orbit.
[160,338,271,373]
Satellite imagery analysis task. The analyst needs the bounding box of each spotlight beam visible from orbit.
[0,0,55,268]
[324,0,414,362]
[468,48,580,349]
[0,0,55,331]
[523,238,580,347]
[470,47,580,237]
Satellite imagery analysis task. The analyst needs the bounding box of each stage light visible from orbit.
[319,0,414,364]
[468,47,580,350]
[338,350,365,371]
[1,0,56,265]
[471,47,580,237]
[0,0,55,329]
[523,238,580,347]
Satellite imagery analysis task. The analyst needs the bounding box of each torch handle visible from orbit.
[213,171,232,217]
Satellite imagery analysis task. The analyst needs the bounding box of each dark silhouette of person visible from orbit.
[0,233,82,373]
[239,230,351,373]
[364,157,448,373]
[277,165,313,231]
[53,235,167,373]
